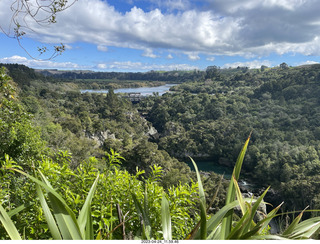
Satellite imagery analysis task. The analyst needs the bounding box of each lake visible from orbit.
[81,84,177,96]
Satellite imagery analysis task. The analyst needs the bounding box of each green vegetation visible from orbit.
[2,63,320,239]
[2,132,320,240]
[140,64,320,212]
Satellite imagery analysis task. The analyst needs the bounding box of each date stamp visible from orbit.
[141,240,179,244]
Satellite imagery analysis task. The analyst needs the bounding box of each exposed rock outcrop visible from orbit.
[88,130,116,147]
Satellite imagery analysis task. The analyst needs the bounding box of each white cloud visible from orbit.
[298,60,319,66]
[0,55,83,69]
[142,48,158,58]
[97,63,107,69]
[64,44,73,50]
[187,52,200,60]
[97,61,198,71]
[167,54,173,59]
[0,0,238,54]
[222,60,273,69]
[206,56,215,61]
[1,55,28,63]
[151,0,191,12]
[2,0,320,59]
[97,45,108,52]
[0,54,198,72]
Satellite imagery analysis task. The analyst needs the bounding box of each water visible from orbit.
[186,159,233,179]
[81,84,177,96]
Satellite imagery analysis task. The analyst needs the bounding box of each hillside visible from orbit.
[138,64,320,211]
[2,63,320,239]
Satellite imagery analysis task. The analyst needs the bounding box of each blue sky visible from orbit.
[1,0,320,72]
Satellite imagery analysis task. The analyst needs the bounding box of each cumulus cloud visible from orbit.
[0,55,198,71]
[186,52,200,60]
[206,56,215,61]
[97,63,107,69]
[97,45,108,52]
[208,0,320,55]
[0,55,83,69]
[98,61,199,71]
[148,0,191,12]
[2,0,320,58]
[222,60,273,69]
[298,60,320,66]
[142,48,158,58]
[167,54,173,59]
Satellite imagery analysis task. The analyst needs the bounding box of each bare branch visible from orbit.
[1,0,77,60]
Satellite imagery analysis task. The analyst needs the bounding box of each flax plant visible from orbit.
[186,134,320,240]
[2,135,320,240]
[160,134,320,240]
[0,167,99,240]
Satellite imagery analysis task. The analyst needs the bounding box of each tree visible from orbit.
[280,62,289,69]
[205,66,221,80]
[0,0,77,59]
[260,65,268,72]
[0,67,45,165]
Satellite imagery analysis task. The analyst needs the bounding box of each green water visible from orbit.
[186,159,233,180]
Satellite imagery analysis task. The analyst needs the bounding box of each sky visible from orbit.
[1,0,320,72]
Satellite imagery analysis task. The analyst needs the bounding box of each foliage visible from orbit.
[0,67,46,166]
[3,62,320,240]
[0,152,199,240]
[138,64,320,212]
[183,135,320,240]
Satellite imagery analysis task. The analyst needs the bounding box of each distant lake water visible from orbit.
[186,159,233,179]
[81,84,177,96]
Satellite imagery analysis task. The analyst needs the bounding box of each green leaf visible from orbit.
[0,204,22,240]
[220,133,251,239]
[285,217,320,239]
[227,210,251,239]
[282,207,307,237]
[189,157,207,240]
[243,202,283,239]
[77,174,99,239]
[257,202,283,233]
[205,198,256,240]
[161,193,172,240]
[232,176,247,215]
[132,192,152,240]
[37,170,82,240]
[12,168,83,240]
[7,202,32,218]
[85,207,94,240]
[36,183,62,240]
[240,186,270,237]
[248,234,288,240]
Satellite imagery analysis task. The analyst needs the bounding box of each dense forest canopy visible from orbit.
[37,68,202,80]
[2,62,320,239]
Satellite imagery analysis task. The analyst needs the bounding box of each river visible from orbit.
[82,84,235,178]
[82,85,244,180]
[81,83,280,232]
[186,159,233,180]
[81,83,177,96]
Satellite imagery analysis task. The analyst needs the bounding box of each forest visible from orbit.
[1,62,320,240]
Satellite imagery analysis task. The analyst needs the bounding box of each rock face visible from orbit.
[86,111,159,147]
[88,130,116,147]
[145,124,159,139]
